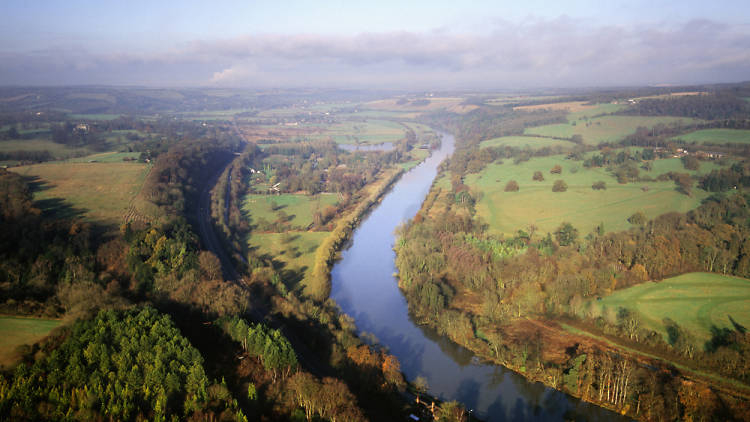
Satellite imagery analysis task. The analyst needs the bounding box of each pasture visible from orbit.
[400,147,430,170]
[68,113,123,120]
[464,154,712,237]
[315,119,406,145]
[242,193,339,229]
[590,272,750,346]
[0,316,61,368]
[0,129,144,162]
[672,129,750,145]
[12,161,150,224]
[648,156,724,175]
[365,97,478,114]
[248,231,331,291]
[524,115,702,145]
[514,101,624,120]
[479,135,575,150]
[66,151,141,163]
[0,138,88,158]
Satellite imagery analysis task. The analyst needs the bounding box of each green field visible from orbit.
[568,103,625,120]
[672,129,750,145]
[464,155,712,236]
[316,119,406,145]
[248,231,331,291]
[176,109,257,120]
[590,273,750,345]
[243,193,339,229]
[0,316,61,367]
[0,138,89,158]
[648,156,724,175]
[68,113,123,120]
[12,161,150,224]
[525,116,701,145]
[66,151,141,163]
[479,135,576,150]
[399,148,431,170]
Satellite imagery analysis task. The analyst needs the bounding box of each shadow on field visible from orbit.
[23,175,88,220]
[729,315,747,334]
[23,175,53,193]
[35,197,86,220]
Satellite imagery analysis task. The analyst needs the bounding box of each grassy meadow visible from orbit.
[514,101,624,121]
[0,138,89,158]
[0,316,61,368]
[316,119,406,145]
[590,273,750,346]
[242,193,339,228]
[365,97,479,114]
[399,147,430,170]
[68,113,124,121]
[248,231,331,291]
[525,115,702,145]
[648,156,724,175]
[12,161,150,224]
[672,128,750,145]
[66,151,141,163]
[479,135,576,150]
[464,154,715,237]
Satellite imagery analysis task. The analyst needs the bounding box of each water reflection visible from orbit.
[330,132,626,421]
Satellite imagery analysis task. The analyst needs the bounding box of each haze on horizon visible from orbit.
[2,0,749,90]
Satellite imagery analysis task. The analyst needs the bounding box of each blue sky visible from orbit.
[2,1,749,88]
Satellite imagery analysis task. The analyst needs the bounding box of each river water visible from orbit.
[331,132,627,421]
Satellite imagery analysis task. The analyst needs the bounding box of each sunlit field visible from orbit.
[591,272,750,345]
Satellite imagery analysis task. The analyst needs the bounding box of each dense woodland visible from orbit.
[0,307,243,420]
[619,92,750,120]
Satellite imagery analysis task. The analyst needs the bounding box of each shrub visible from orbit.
[552,180,567,192]
[592,181,606,190]
[532,171,544,181]
[682,155,700,171]
[504,180,519,192]
[555,222,578,246]
[628,211,647,226]
[550,164,562,174]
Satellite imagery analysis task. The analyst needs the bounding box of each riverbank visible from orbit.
[391,135,750,420]
[331,132,625,421]
[307,166,406,300]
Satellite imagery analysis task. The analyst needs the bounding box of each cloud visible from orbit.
[1,18,749,88]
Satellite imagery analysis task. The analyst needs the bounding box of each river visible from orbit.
[330,132,627,421]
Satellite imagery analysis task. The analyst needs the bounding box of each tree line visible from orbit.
[618,92,750,120]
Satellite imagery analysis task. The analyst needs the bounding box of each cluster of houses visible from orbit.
[653,146,724,159]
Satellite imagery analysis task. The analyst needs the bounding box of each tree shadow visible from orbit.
[35,197,87,220]
[22,175,87,220]
[23,175,53,193]
[281,267,306,290]
[729,315,747,334]
[282,233,300,243]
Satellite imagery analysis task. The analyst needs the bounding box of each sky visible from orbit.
[1,0,749,89]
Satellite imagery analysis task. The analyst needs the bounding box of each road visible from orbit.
[196,159,242,282]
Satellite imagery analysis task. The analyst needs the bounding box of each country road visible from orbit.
[196,159,241,282]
